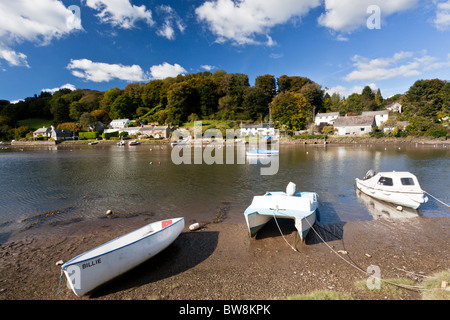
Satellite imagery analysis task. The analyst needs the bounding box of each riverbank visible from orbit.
[7,135,448,148]
[0,213,448,300]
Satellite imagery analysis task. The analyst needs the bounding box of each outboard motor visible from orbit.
[364,170,376,180]
[286,182,296,196]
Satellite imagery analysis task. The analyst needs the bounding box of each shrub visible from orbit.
[427,127,448,138]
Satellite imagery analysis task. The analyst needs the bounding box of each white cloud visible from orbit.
[343,51,450,82]
[41,83,76,93]
[0,48,29,67]
[66,59,147,82]
[149,62,187,80]
[326,83,377,98]
[0,0,82,67]
[434,0,450,30]
[201,65,216,71]
[269,53,284,59]
[67,59,187,82]
[156,5,185,40]
[84,0,153,29]
[195,0,320,45]
[318,0,419,33]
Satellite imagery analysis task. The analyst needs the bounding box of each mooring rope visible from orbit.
[272,206,298,252]
[424,191,450,209]
[55,270,63,299]
[303,218,424,292]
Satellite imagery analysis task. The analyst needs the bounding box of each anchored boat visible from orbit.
[355,170,428,209]
[244,182,318,241]
[62,217,184,296]
[246,149,279,157]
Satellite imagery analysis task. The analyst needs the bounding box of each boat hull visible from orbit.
[244,192,318,241]
[62,218,184,296]
[355,179,427,209]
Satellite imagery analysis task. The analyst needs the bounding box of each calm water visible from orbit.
[0,143,449,240]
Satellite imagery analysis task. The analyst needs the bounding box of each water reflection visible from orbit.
[0,144,448,237]
[356,189,420,220]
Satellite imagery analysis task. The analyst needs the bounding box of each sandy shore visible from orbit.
[0,212,448,301]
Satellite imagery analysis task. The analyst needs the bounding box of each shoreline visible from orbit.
[6,135,449,148]
[0,213,448,300]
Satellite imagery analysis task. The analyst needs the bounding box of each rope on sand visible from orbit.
[55,270,63,299]
[424,191,450,209]
[304,218,424,292]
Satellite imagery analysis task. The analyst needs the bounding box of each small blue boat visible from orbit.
[246,149,279,157]
[244,182,318,241]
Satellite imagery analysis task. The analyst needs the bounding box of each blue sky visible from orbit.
[0,0,449,103]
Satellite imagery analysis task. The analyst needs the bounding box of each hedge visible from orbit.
[102,131,119,139]
[79,132,100,140]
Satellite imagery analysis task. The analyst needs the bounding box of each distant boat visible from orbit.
[128,140,140,146]
[244,182,318,241]
[246,149,279,157]
[88,141,98,145]
[261,136,275,144]
[62,217,184,297]
[117,140,126,146]
[171,138,190,147]
[355,170,428,209]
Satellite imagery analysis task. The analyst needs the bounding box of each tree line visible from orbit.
[0,70,448,141]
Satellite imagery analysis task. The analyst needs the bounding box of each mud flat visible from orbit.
[0,212,448,301]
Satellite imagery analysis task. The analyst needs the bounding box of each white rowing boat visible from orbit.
[61,217,184,296]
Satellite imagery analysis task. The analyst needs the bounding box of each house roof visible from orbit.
[316,112,340,117]
[241,123,274,129]
[333,115,375,127]
[362,110,389,116]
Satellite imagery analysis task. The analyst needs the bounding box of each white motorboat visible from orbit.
[244,182,318,241]
[128,140,140,145]
[117,140,126,146]
[62,218,184,296]
[355,170,428,209]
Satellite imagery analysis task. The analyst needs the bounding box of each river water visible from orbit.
[0,143,448,241]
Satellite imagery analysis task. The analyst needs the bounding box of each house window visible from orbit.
[377,177,393,186]
[361,128,365,131]
[401,178,415,186]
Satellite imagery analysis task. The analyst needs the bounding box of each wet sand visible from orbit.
[0,212,448,301]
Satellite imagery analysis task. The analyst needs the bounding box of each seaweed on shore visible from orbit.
[20,206,74,230]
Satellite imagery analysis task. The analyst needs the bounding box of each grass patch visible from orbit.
[284,290,357,300]
[421,270,450,300]
[355,278,418,300]
[17,118,52,130]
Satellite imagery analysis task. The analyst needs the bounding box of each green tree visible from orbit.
[270,92,312,130]
[255,74,276,103]
[109,94,134,120]
[242,86,269,121]
[100,87,122,112]
[79,112,96,131]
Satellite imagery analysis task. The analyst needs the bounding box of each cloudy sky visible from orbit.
[0,0,449,102]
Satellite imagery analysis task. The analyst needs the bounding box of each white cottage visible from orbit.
[240,123,275,136]
[333,115,375,136]
[314,112,340,126]
[33,126,73,141]
[362,110,389,128]
[103,119,131,134]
